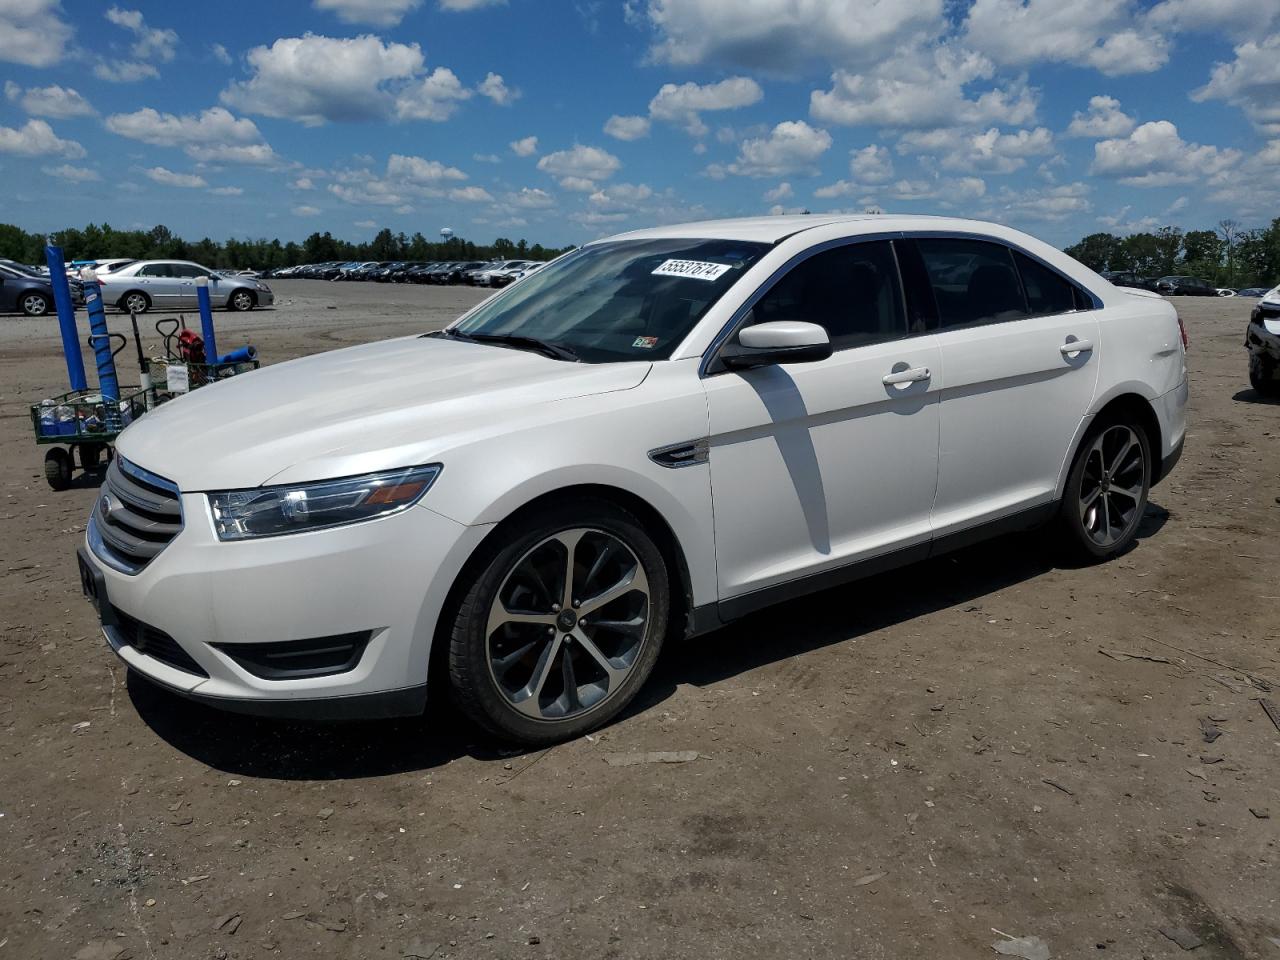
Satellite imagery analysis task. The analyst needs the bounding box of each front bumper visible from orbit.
[256,288,275,306]
[1246,307,1280,361]
[82,490,491,719]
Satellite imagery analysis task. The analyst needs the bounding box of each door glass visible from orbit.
[170,264,208,279]
[916,238,1029,331]
[747,240,906,350]
[1013,250,1077,317]
[136,263,173,278]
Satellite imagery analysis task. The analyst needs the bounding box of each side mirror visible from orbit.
[719,320,832,370]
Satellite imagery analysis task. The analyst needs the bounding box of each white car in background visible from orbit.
[78,215,1187,743]
[97,259,273,313]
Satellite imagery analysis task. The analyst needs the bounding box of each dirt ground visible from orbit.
[1,283,1278,960]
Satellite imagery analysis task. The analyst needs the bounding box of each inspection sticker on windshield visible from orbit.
[652,259,732,281]
[632,335,658,349]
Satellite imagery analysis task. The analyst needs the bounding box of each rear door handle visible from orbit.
[1060,339,1093,356]
[882,366,931,385]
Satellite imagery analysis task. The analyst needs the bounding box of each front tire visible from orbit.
[1056,416,1151,562]
[448,499,669,745]
[21,292,51,316]
[228,290,255,312]
[1249,354,1280,396]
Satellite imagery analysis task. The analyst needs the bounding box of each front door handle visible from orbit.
[882,366,931,385]
[1060,339,1093,356]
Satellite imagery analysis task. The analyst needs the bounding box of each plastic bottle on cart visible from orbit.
[55,404,76,436]
[38,400,56,437]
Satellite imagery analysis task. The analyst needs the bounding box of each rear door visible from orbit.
[907,237,1101,536]
[169,263,209,307]
[133,263,180,306]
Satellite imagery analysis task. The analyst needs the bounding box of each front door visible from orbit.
[703,239,943,604]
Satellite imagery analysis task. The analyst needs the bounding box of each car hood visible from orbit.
[117,335,652,491]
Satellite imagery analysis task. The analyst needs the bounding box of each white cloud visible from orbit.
[811,46,1038,129]
[211,43,232,64]
[508,186,555,208]
[0,119,85,158]
[105,106,282,166]
[647,76,762,136]
[105,7,178,61]
[604,114,651,141]
[537,143,621,182]
[637,0,945,71]
[726,120,831,177]
[477,72,519,105]
[1096,205,1159,234]
[559,176,598,192]
[386,153,467,182]
[849,144,894,183]
[439,0,505,8]
[588,182,655,212]
[394,67,472,121]
[292,204,322,216]
[313,0,423,26]
[1065,95,1135,138]
[962,0,1169,76]
[1092,120,1241,186]
[938,126,1056,173]
[290,177,315,189]
[449,185,494,202]
[222,34,476,126]
[1147,0,1280,36]
[354,219,377,228]
[144,166,207,188]
[1192,34,1280,134]
[981,181,1091,221]
[473,152,500,163]
[93,60,159,83]
[5,82,94,119]
[510,135,538,156]
[208,185,244,196]
[0,0,72,67]
[44,163,100,182]
[763,181,793,202]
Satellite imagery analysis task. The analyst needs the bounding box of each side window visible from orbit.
[136,264,172,278]
[916,238,1028,331]
[170,264,209,279]
[1013,251,1077,317]
[748,240,906,350]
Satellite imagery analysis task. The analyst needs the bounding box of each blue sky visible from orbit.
[1,0,1278,249]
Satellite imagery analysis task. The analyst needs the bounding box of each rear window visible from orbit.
[1013,251,1077,317]
[915,238,1028,331]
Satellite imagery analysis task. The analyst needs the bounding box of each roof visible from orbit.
[603,214,1003,245]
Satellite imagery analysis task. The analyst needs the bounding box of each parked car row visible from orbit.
[262,259,547,286]
[0,259,84,316]
[1102,271,1274,299]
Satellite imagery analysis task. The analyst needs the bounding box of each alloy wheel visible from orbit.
[1078,424,1146,547]
[486,528,650,721]
[124,293,148,313]
[22,294,48,316]
[232,291,253,310]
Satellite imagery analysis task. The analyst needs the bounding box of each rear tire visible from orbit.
[448,499,669,745]
[1055,415,1151,563]
[44,448,72,490]
[1249,355,1280,396]
[120,291,150,314]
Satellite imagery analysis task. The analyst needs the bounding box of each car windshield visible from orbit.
[452,238,769,362]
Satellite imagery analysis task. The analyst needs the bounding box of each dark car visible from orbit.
[1156,275,1217,296]
[0,262,72,316]
[1245,286,1280,396]
[442,261,489,284]
[1101,271,1160,292]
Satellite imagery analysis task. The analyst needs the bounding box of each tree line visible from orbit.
[0,223,575,271]
[1064,217,1280,287]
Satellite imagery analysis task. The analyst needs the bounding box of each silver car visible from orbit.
[97,260,274,314]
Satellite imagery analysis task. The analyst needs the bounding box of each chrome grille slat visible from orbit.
[91,457,183,575]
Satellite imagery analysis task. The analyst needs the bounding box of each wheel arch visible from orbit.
[1055,387,1164,498]
[117,288,150,310]
[428,482,699,697]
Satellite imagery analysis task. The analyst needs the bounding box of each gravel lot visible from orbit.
[1,284,1278,959]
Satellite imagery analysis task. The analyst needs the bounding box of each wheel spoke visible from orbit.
[1100,493,1113,540]
[512,634,562,717]
[1104,433,1136,476]
[486,607,556,636]
[490,638,541,679]
[579,564,648,615]
[561,646,582,712]
[1081,484,1104,507]
[586,613,646,637]
[552,529,585,610]
[1108,482,1143,504]
[572,627,626,685]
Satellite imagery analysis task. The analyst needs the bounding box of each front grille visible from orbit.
[113,608,208,677]
[91,456,182,574]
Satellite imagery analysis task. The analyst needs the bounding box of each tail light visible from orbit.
[1176,314,1189,350]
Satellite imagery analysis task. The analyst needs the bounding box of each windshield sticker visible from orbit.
[652,259,732,282]
[632,335,659,349]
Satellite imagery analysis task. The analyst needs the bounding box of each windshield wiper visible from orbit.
[443,329,579,362]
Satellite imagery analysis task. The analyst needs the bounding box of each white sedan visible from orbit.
[79,215,1188,743]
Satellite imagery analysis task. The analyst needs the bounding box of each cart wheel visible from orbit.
[79,443,105,472]
[44,448,72,490]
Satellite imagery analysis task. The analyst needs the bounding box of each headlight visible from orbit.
[209,464,441,541]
